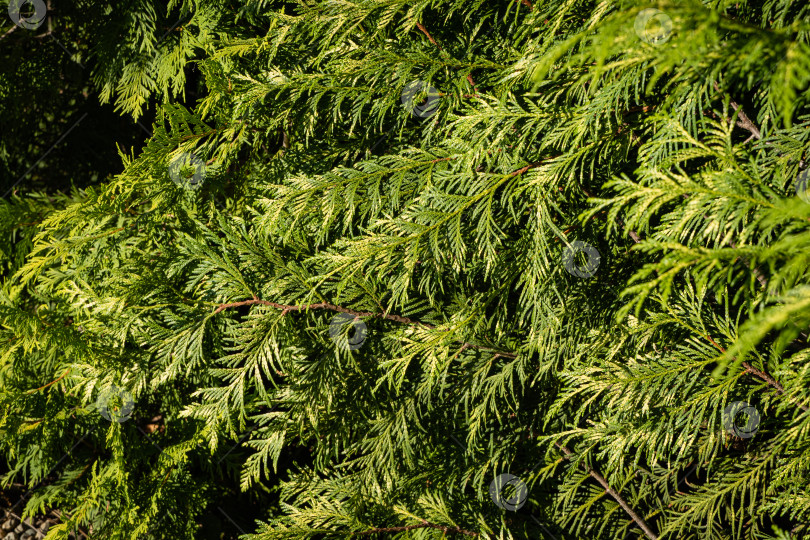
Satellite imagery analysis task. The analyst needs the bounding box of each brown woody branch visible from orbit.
[712,82,761,141]
[555,443,659,540]
[215,298,517,359]
[509,161,543,177]
[414,22,439,47]
[705,335,809,412]
[214,160,548,358]
[26,368,71,394]
[414,21,479,93]
[216,298,422,325]
[179,128,219,142]
[743,362,809,413]
[0,24,18,42]
[356,520,478,536]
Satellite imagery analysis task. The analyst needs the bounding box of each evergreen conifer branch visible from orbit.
[2,1,810,538]
[707,334,810,413]
[557,441,659,540]
[213,296,518,359]
[355,520,479,536]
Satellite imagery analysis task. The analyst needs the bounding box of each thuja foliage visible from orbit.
[2,0,810,538]
[0,0,225,194]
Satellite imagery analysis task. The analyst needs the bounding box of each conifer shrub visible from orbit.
[1,1,810,539]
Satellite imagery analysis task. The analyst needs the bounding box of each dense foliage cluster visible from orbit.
[1,0,810,538]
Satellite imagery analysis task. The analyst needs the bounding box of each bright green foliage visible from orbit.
[2,0,810,539]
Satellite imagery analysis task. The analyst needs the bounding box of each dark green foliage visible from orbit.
[1,1,810,539]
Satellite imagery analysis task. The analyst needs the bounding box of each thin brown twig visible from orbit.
[355,520,478,536]
[509,161,543,177]
[414,22,438,47]
[26,369,71,394]
[214,159,545,359]
[712,82,762,140]
[555,443,659,540]
[49,510,90,539]
[3,508,58,540]
[705,335,809,412]
[158,464,178,490]
[215,299,413,323]
[214,298,517,359]
[0,24,18,42]
[743,362,809,413]
[414,21,478,92]
[179,128,219,142]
